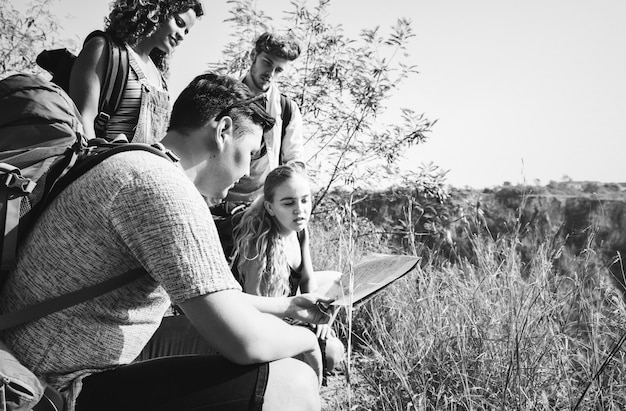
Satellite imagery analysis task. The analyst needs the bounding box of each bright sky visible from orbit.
[45,0,626,188]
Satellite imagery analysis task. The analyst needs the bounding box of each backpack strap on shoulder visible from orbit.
[86,31,130,139]
[0,141,179,331]
[279,93,293,164]
[43,141,178,217]
[0,267,147,331]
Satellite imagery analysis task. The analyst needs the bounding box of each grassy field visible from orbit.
[311,203,626,410]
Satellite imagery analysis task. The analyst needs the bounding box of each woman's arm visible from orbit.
[69,36,108,141]
[296,228,317,293]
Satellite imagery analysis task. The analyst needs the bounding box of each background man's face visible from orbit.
[249,51,290,93]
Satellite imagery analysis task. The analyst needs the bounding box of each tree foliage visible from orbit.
[0,0,75,77]
[210,0,438,208]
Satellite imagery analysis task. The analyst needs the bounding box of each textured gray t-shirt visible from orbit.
[0,151,241,409]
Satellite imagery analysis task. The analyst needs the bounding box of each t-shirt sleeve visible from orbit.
[108,159,242,304]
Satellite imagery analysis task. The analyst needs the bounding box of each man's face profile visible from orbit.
[196,121,263,203]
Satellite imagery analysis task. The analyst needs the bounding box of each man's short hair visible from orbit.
[168,73,275,136]
[254,32,301,61]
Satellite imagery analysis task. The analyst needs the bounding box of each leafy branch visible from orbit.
[211,0,439,209]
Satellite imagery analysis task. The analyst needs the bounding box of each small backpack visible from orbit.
[36,30,129,140]
[0,73,177,411]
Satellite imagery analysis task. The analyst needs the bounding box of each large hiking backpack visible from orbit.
[0,73,85,275]
[0,72,178,292]
[0,73,177,410]
[36,30,130,140]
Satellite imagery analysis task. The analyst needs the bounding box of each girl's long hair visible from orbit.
[231,163,308,297]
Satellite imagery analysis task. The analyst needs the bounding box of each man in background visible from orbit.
[211,32,305,258]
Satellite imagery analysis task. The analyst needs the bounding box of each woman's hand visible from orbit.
[286,293,336,324]
[315,323,333,340]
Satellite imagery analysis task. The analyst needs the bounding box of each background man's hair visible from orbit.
[254,32,301,61]
[168,72,274,135]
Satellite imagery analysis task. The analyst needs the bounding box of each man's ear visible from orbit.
[250,48,257,62]
[264,200,275,216]
[215,115,234,151]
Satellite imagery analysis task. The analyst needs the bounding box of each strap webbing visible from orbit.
[279,94,292,165]
[0,268,146,331]
[0,189,8,277]
[1,198,20,273]
[280,93,292,141]
[92,31,129,139]
[0,143,174,331]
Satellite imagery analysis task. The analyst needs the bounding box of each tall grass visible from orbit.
[311,211,626,410]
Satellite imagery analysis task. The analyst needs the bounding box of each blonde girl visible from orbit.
[232,163,344,373]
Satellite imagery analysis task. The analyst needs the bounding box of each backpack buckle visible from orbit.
[0,164,36,194]
[1,172,36,194]
[94,112,111,136]
[95,111,111,123]
[151,143,180,163]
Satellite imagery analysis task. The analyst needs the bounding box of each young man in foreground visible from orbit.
[0,73,329,411]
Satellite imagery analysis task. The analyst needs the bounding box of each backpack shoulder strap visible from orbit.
[0,268,146,331]
[279,93,293,164]
[46,142,177,215]
[86,30,130,139]
[279,93,293,141]
[0,143,178,331]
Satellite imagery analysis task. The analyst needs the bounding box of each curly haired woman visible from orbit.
[70,0,203,143]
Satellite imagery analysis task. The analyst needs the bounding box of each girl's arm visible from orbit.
[69,36,108,141]
[296,227,317,293]
[297,228,339,340]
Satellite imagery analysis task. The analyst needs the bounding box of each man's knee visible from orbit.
[264,358,320,411]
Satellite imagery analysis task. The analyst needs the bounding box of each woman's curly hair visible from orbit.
[105,0,203,74]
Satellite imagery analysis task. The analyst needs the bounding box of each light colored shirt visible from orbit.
[225,83,304,202]
[0,151,240,410]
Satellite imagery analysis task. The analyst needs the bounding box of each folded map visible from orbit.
[314,253,420,306]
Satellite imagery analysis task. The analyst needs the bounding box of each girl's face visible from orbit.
[152,8,198,53]
[265,174,312,234]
